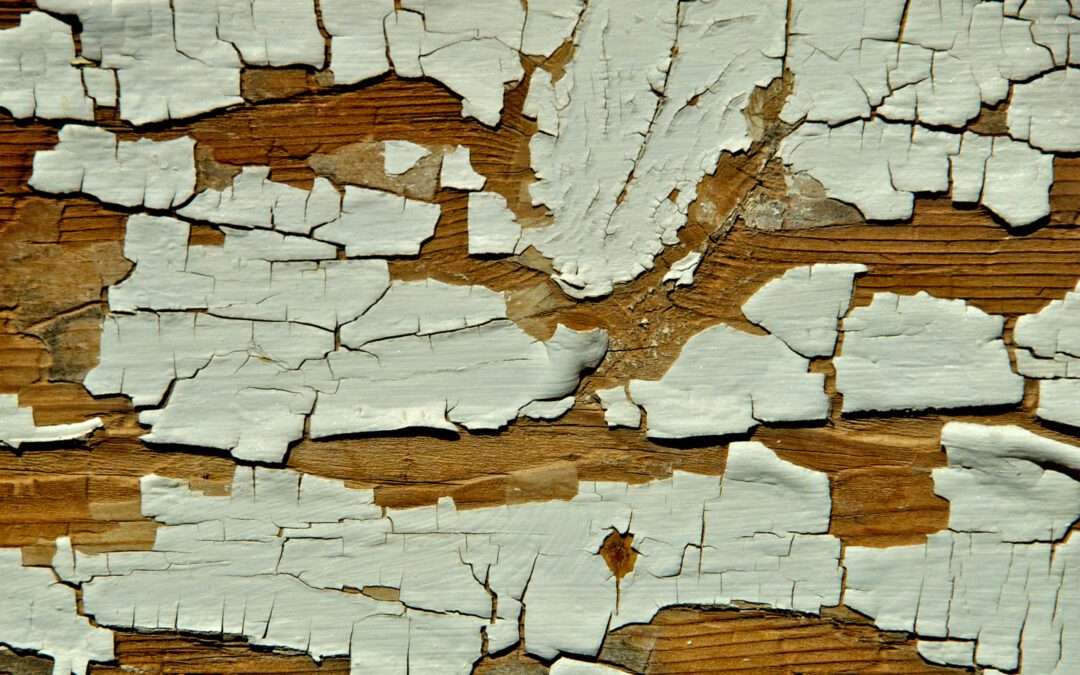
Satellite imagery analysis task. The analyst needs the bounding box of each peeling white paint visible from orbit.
[313,186,440,256]
[81,208,604,460]
[1014,281,1080,429]
[629,325,828,439]
[321,0,394,85]
[440,145,486,191]
[844,422,1080,674]
[624,263,865,438]
[741,263,866,358]
[521,0,785,298]
[835,292,1024,413]
[0,548,114,674]
[1008,67,1080,152]
[779,120,1055,226]
[467,191,521,255]
[596,386,641,429]
[50,441,840,670]
[178,166,340,234]
[660,251,703,288]
[383,140,431,176]
[30,125,196,210]
[549,658,627,675]
[0,11,93,121]
[0,395,101,449]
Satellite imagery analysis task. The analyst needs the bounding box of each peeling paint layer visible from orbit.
[844,422,1080,674]
[835,291,1024,413]
[0,395,101,449]
[1014,280,1080,429]
[47,441,839,670]
[520,0,786,298]
[0,548,114,675]
[80,208,604,461]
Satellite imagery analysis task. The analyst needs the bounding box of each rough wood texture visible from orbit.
[1,1,1078,670]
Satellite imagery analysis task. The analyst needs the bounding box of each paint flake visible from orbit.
[1014,281,1080,429]
[313,186,440,256]
[74,195,605,458]
[1008,67,1080,152]
[844,423,1080,673]
[467,191,521,255]
[321,0,394,85]
[741,263,866,358]
[0,395,101,449]
[30,125,196,210]
[0,549,114,674]
[0,11,94,121]
[628,325,828,439]
[178,166,341,235]
[383,140,431,176]
[835,291,1023,413]
[520,0,785,297]
[51,443,840,670]
[596,386,641,429]
[660,251,703,288]
[440,146,486,191]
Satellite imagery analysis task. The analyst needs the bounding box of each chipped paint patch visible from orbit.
[42,441,840,670]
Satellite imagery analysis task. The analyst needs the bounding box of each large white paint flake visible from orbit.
[1014,281,1080,429]
[0,548,114,675]
[36,0,324,125]
[30,125,196,210]
[50,441,840,670]
[779,120,1055,226]
[76,201,603,460]
[0,395,101,449]
[520,0,785,297]
[844,423,1080,674]
[629,325,828,439]
[741,263,866,358]
[177,166,341,235]
[835,292,1023,413]
[624,263,867,439]
[1008,67,1080,152]
[0,11,93,121]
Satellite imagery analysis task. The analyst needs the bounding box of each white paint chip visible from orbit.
[835,292,1023,413]
[30,125,196,210]
[844,423,1080,674]
[313,187,440,256]
[0,11,94,121]
[741,263,866,358]
[521,0,785,298]
[178,167,341,235]
[661,251,703,288]
[440,146,486,191]
[320,0,394,85]
[518,396,576,421]
[53,442,841,670]
[628,325,828,439]
[383,140,430,176]
[596,387,641,429]
[0,395,102,449]
[1014,280,1080,429]
[0,548,114,674]
[549,658,626,674]
[467,191,521,255]
[1009,68,1080,152]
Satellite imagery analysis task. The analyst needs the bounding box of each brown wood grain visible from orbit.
[0,10,1077,670]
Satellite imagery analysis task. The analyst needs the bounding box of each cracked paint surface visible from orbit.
[0,0,1078,672]
[844,422,1080,673]
[23,127,607,462]
[43,440,839,672]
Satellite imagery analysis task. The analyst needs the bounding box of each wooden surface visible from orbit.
[1,4,1079,670]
